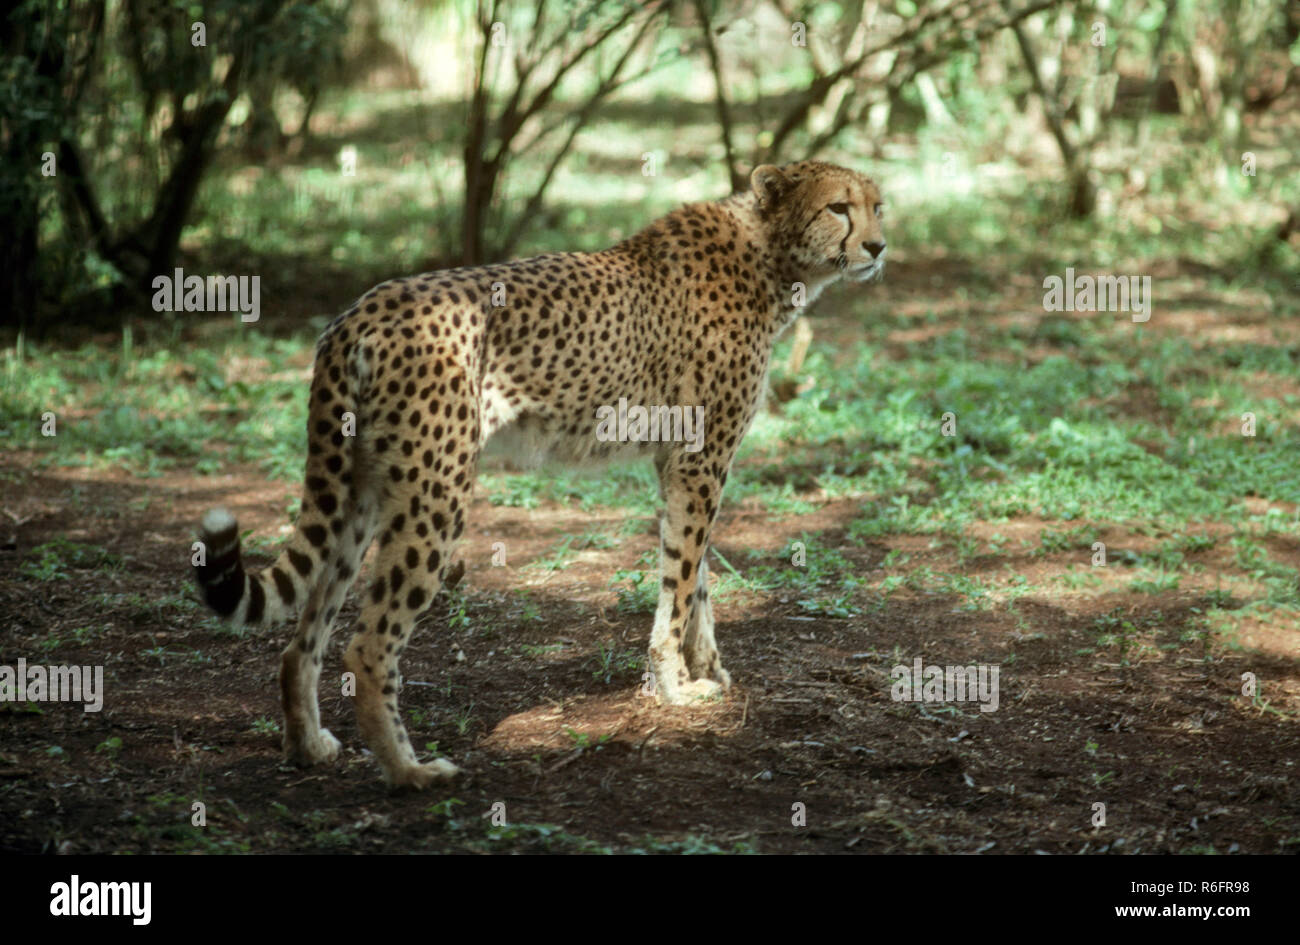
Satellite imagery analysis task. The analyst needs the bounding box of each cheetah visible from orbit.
[194,161,886,789]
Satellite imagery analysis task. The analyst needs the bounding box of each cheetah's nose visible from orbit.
[865,241,886,259]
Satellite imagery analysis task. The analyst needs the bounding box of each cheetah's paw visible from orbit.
[386,758,461,791]
[662,678,727,705]
[285,728,341,767]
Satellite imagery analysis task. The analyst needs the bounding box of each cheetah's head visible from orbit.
[751,160,886,288]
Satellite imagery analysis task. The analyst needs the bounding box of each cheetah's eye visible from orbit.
[874,203,884,219]
[827,203,849,216]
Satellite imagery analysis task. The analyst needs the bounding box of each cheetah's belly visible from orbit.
[480,411,661,472]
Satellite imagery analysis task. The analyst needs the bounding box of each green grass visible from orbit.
[586,644,643,684]
[741,333,1300,528]
[716,541,866,616]
[1,332,308,479]
[19,539,123,581]
[249,716,281,736]
[608,567,658,615]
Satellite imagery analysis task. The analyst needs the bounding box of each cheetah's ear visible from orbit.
[751,165,790,212]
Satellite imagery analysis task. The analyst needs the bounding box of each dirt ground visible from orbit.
[2,265,1298,855]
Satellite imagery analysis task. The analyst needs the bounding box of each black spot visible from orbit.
[272,568,295,605]
[288,548,313,577]
[246,579,266,623]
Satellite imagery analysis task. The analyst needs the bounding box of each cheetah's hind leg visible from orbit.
[277,491,377,768]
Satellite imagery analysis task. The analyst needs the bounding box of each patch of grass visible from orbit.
[68,624,109,645]
[575,529,619,550]
[445,588,473,633]
[715,540,865,616]
[1059,566,1103,590]
[1128,570,1182,594]
[587,644,643,684]
[564,727,612,749]
[625,835,757,855]
[609,568,657,615]
[1169,531,1216,553]
[480,463,660,515]
[95,736,123,759]
[93,591,199,624]
[407,706,430,729]
[311,828,360,850]
[526,535,577,572]
[482,821,615,853]
[512,591,543,623]
[250,716,281,736]
[1035,525,1100,557]
[745,329,1300,534]
[19,539,122,581]
[427,797,466,820]
[1231,538,1300,606]
[1,335,310,479]
[450,704,476,736]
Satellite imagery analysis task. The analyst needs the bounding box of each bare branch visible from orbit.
[695,0,745,192]
[500,4,669,255]
[764,0,1064,163]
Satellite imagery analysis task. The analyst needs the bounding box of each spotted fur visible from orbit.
[194,161,886,788]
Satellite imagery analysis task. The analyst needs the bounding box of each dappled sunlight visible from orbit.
[481,691,739,754]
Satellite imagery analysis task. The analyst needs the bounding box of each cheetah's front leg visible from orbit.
[648,459,732,704]
[682,554,729,688]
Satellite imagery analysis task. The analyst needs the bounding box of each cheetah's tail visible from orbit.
[193,507,297,627]
[194,334,361,628]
